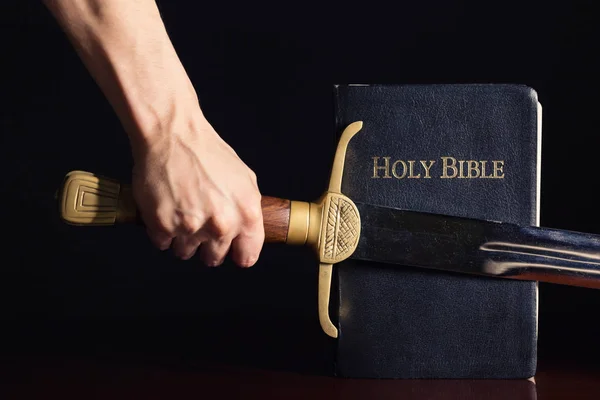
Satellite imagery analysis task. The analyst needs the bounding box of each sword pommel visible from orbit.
[59,170,137,225]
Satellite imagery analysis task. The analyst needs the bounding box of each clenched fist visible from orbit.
[42,0,265,266]
[131,114,264,267]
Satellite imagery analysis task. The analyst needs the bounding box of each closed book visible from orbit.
[331,84,540,378]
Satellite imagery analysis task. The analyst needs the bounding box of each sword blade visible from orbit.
[353,202,600,289]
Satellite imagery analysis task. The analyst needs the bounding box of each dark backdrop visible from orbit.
[1,0,597,374]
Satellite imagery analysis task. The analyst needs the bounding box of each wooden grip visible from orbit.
[261,196,291,243]
[59,170,292,243]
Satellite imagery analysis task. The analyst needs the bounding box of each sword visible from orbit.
[57,121,600,338]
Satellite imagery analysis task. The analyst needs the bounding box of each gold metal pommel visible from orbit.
[59,170,136,226]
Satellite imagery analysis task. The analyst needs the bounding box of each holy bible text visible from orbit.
[372,156,505,179]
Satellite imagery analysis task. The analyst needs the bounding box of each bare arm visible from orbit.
[43,0,264,267]
[42,0,193,147]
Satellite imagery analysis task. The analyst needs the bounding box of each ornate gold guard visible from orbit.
[282,121,363,338]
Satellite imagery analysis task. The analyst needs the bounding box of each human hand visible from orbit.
[131,109,264,267]
[41,0,265,267]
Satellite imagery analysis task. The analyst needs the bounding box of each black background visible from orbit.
[0,0,598,375]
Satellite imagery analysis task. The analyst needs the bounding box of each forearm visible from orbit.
[42,0,198,145]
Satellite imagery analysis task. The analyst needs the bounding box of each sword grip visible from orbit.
[261,196,291,243]
[58,170,301,244]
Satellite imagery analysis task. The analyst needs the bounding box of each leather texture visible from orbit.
[333,84,540,378]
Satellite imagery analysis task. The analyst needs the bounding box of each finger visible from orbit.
[172,235,201,260]
[230,224,265,268]
[171,236,189,259]
[199,237,232,267]
[196,209,239,266]
[146,227,173,251]
[229,194,264,267]
[139,206,175,251]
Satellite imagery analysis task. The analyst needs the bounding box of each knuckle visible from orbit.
[238,190,262,220]
[248,170,258,185]
[199,240,229,267]
[152,216,175,237]
[180,214,202,235]
[179,247,197,261]
[173,237,197,260]
[241,202,263,225]
[148,234,172,251]
[210,214,234,239]
[203,250,228,267]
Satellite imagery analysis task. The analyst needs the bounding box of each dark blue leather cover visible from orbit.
[332,84,540,378]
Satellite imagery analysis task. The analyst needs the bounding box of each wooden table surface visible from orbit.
[1,304,599,400]
[0,354,598,399]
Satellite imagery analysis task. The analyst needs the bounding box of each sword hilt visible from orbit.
[57,121,365,339]
[59,170,138,226]
[58,170,358,250]
[58,169,294,242]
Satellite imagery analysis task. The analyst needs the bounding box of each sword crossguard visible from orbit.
[57,121,365,339]
[285,191,361,338]
[284,121,364,338]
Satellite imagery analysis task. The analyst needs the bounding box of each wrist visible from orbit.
[85,25,198,146]
[118,69,200,146]
[123,80,207,160]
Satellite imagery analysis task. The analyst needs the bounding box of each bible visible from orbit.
[331,83,540,378]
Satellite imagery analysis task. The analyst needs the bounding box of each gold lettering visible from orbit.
[458,160,466,179]
[441,157,458,178]
[392,160,407,179]
[420,160,435,178]
[480,161,492,178]
[373,156,504,180]
[458,160,467,178]
[467,160,480,178]
[492,160,505,178]
[408,160,421,178]
[372,157,391,178]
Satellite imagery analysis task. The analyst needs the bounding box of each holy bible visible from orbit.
[331,84,540,378]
